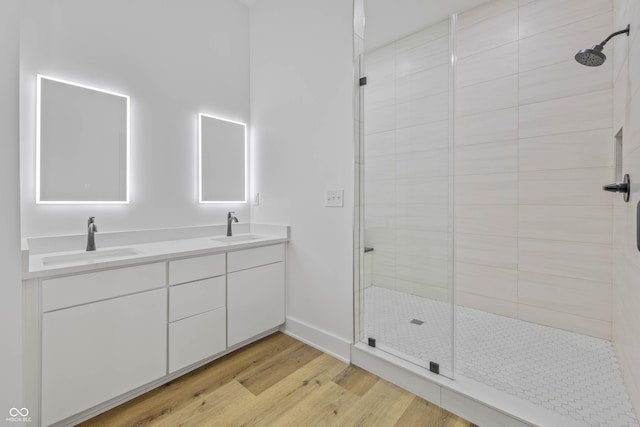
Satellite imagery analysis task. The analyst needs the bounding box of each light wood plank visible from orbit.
[228,353,348,426]
[271,380,360,426]
[235,337,322,396]
[394,397,473,427]
[337,379,415,426]
[156,380,255,427]
[332,365,379,397]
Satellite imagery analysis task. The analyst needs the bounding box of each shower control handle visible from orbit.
[603,174,630,202]
[603,183,628,192]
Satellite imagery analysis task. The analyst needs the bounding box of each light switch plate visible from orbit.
[325,189,344,207]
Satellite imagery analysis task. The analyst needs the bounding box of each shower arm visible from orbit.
[599,25,630,47]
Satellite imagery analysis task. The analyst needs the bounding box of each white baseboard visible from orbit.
[281,316,352,363]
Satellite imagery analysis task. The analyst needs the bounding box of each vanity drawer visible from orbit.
[169,307,226,373]
[42,263,165,312]
[169,253,225,285]
[227,244,284,273]
[169,276,225,322]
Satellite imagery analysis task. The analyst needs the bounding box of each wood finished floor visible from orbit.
[79,333,472,427]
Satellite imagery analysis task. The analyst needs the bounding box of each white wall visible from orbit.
[612,0,640,415]
[250,0,355,360]
[0,0,23,416]
[20,0,251,238]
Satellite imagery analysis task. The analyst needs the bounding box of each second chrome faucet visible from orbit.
[227,212,238,236]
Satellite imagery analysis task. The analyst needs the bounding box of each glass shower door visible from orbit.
[357,15,456,379]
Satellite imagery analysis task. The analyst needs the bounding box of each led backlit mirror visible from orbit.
[36,75,130,204]
[198,113,247,203]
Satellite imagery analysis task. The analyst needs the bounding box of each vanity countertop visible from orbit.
[23,224,289,279]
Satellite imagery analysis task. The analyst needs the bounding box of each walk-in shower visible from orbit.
[353,0,639,426]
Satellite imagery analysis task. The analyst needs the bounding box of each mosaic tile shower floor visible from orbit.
[364,286,639,427]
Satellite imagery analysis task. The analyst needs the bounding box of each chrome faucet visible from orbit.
[227,212,238,236]
[87,217,98,251]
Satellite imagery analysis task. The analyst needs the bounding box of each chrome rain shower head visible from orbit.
[575,24,630,67]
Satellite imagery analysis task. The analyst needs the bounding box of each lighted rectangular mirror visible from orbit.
[36,75,129,204]
[198,113,247,203]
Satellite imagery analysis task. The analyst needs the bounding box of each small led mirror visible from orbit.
[198,113,247,203]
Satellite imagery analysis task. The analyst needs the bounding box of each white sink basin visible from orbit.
[42,248,140,266]
[211,234,262,243]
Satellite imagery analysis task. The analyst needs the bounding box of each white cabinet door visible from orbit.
[227,262,284,347]
[41,289,167,426]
